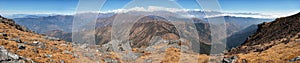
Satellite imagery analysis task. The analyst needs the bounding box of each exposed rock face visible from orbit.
[0,46,34,63]
[229,12,300,54]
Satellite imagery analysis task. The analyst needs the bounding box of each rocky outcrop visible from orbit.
[229,12,300,54]
[0,46,35,63]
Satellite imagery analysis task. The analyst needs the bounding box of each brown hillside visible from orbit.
[0,15,76,63]
[229,12,300,54]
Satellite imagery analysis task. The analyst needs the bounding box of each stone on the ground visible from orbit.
[45,54,52,58]
[17,44,26,50]
[0,46,35,62]
[63,50,72,54]
[60,60,65,63]
[121,52,142,61]
[10,38,22,43]
[144,59,152,63]
[44,36,60,41]
[31,41,43,46]
[289,56,300,62]
[0,32,8,37]
[104,58,118,63]
[222,56,238,63]
[242,59,247,63]
[38,45,46,49]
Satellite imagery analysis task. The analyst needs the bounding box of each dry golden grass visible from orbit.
[235,41,300,63]
[0,23,76,63]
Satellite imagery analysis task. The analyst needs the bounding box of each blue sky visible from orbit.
[0,0,299,15]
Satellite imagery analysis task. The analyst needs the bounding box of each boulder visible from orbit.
[289,56,300,62]
[0,46,35,63]
[144,59,152,63]
[83,53,94,57]
[51,47,58,51]
[63,50,72,54]
[121,52,142,61]
[38,45,46,49]
[22,42,29,45]
[10,38,22,43]
[242,59,247,63]
[222,56,238,63]
[44,36,60,41]
[17,44,26,50]
[0,32,8,37]
[73,54,79,58]
[44,54,52,58]
[60,60,65,63]
[104,58,118,63]
[31,41,43,46]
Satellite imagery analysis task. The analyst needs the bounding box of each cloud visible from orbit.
[99,6,285,19]
[100,6,190,13]
[204,13,277,19]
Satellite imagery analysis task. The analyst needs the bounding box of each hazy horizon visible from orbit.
[0,0,299,18]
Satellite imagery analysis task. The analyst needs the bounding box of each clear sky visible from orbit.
[0,0,299,15]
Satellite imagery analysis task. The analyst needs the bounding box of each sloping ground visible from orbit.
[0,15,76,63]
[226,25,258,49]
[134,47,210,63]
[235,39,300,63]
[226,12,300,63]
[229,12,300,54]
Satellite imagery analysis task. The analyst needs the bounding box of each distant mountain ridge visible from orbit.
[13,15,74,33]
[11,11,273,54]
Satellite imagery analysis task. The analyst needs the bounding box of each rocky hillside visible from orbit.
[226,25,258,49]
[229,12,300,54]
[226,12,300,62]
[0,15,76,63]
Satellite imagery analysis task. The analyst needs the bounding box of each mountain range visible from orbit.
[0,11,299,62]
[11,11,273,47]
